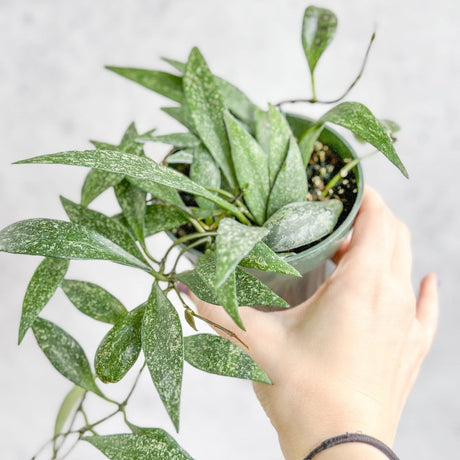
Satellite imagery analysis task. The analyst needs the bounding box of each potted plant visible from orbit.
[0,5,406,459]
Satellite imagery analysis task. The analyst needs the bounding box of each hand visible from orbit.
[189,186,439,459]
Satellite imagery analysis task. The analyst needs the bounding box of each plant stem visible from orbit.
[310,71,317,103]
[169,236,212,275]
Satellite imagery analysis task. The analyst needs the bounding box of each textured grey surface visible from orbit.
[0,0,459,458]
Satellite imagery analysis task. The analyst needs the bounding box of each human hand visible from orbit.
[188,186,439,459]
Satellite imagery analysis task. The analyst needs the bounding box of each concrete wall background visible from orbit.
[1,0,459,458]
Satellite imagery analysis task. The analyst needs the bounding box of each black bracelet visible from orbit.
[303,433,400,459]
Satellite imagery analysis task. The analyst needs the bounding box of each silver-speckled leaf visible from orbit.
[184,334,271,384]
[114,179,147,243]
[215,218,269,287]
[224,111,269,225]
[161,106,196,132]
[0,218,151,271]
[266,137,308,219]
[298,122,324,166]
[61,279,127,324]
[54,386,86,448]
[189,147,221,210]
[32,317,101,395]
[138,132,201,149]
[164,151,194,165]
[142,284,183,432]
[263,200,343,252]
[239,241,300,277]
[144,204,190,237]
[81,169,124,207]
[254,107,271,154]
[268,104,291,186]
[16,150,244,218]
[302,6,337,75]
[128,177,184,207]
[61,196,147,265]
[95,304,145,383]
[84,430,194,460]
[162,57,186,73]
[183,47,236,188]
[18,257,69,344]
[106,67,184,104]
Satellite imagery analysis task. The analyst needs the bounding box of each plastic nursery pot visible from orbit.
[171,113,364,307]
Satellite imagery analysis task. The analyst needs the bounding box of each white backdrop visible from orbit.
[1,0,459,458]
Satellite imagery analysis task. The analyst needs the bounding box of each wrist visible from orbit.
[313,443,391,460]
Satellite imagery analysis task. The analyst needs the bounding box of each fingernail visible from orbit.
[177,281,190,295]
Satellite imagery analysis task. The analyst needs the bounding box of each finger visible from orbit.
[391,220,412,281]
[331,234,351,265]
[342,186,396,271]
[416,273,439,347]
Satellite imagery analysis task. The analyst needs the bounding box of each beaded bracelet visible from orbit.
[303,433,400,459]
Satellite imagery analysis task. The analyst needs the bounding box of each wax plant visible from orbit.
[0,6,406,459]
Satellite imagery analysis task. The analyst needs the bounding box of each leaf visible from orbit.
[299,123,324,166]
[300,102,408,177]
[54,385,86,446]
[61,279,127,324]
[268,104,292,186]
[106,67,184,104]
[81,169,124,207]
[16,150,245,218]
[184,334,271,383]
[183,47,236,188]
[164,151,194,165]
[189,147,221,210]
[254,107,271,154]
[380,118,401,137]
[224,111,270,225]
[239,241,300,277]
[162,57,186,73]
[0,218,151,271]
[128,177,184,207]
[142,284,184,432]
[61,196,148,265]
[144,204,190,237]
[161,106,196,132]
[215,218,268,287]
[18,257,69,344]
[114,179,147,243]
[84,430,194,460]
[263,200,343,252]
[32,317,101,394]
[138,132,201,148]
[266,137,308,219]
[302,6,337,75]
[95,304,145,383]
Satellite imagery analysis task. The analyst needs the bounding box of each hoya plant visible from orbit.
[0,6,406,459]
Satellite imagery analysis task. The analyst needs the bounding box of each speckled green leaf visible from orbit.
[215,218,268,287]
[144,204,190,237]
[142,284,183,432]
[183,47,236,188]
[195,253,243,329]
[164,151,194,165]
[106,67,184,104]
[162,57,186,73]
[81,169,124,207]
[239,241,300,277]
[138,132,201,149]
[128,177,184,207]
[61,279,127,324]
[263,200,343,252]
[32,317,101,395]
[254,107,271,154]
[16,150,245,218]
[299,122,324,166]
[114,179,146,243]
[95,304,145,383]
[54,385,86,448]
[302,6,337,74]
[18,257,69,344]
[300,102,408,177]
[224,111,269,225]
[184,334,271,383]
[266,137,308,218]
[161,106,195,132]
[0,218,151,271]
[84,430,194,460]
[190,147,221,210]
[268,104,291,186]
[61,196,147,265]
